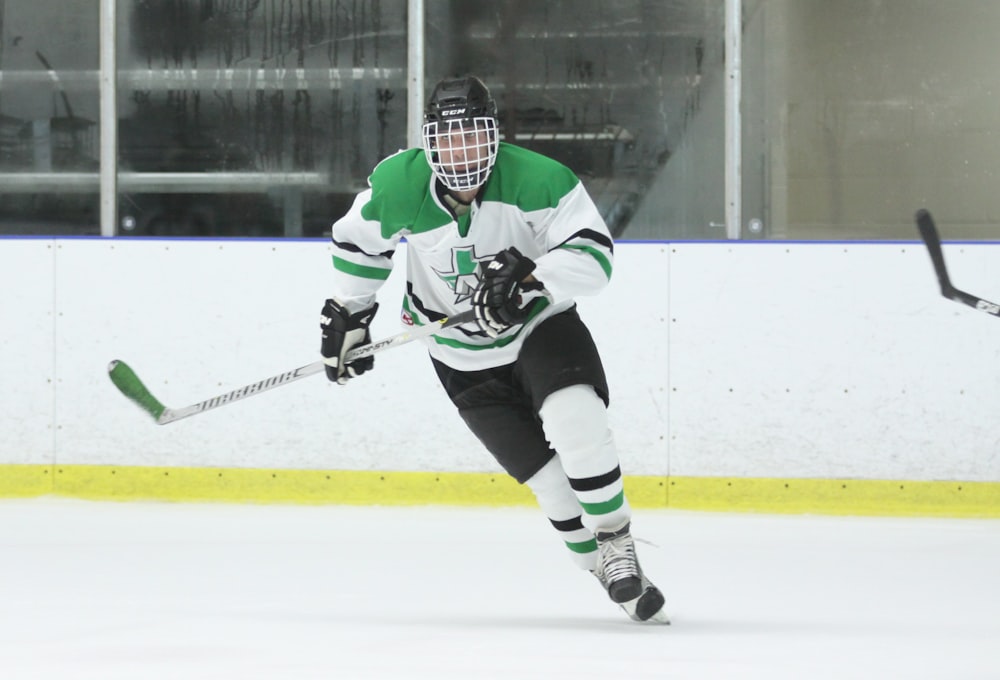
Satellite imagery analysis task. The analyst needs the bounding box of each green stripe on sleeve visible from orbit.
[560,244,613,280]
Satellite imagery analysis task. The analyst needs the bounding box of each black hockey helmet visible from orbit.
[424,75,498,124]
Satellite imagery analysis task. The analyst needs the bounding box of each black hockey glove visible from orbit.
[320,299,379,384]
[472,247,545,338]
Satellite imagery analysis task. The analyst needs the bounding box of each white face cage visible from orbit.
[422,117,499,191]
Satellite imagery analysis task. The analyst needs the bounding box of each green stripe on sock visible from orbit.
[565,538,597,554]
[581,490,625,516]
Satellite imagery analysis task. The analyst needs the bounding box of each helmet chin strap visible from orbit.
[441,186,475,216]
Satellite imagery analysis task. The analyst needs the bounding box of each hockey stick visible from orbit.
[915,209,1000,318]
[108,309,476,425]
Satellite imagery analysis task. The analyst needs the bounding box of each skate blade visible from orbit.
[621,587,670,624]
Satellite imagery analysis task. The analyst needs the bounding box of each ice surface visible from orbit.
[1,499,998,679]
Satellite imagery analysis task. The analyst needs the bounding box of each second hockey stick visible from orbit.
[915,209,1000,318]
[108,309,476,425]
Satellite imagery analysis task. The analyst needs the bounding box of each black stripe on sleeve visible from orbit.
[551,228,614,254]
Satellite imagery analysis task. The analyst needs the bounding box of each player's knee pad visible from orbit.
[538,384,616,477]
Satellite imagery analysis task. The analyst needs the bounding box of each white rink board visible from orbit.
[2,237,999,482]
[51,239,479,471]
[0,239,56,464]
[667,242,1000,480]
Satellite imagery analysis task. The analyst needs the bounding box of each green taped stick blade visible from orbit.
[107,360,167,422]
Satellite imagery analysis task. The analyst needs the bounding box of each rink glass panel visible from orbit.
[1,0,999,239]
[0,1,100,235]
[114,0,408,237]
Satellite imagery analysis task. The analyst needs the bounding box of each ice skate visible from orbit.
[593,521,670,624]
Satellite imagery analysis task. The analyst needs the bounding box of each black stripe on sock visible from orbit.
[549,516,585,532]
[568,465,622,492]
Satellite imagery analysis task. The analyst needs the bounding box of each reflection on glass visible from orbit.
[116,0,407,237]
[5,1,997,241]
[425,1,726,240]
[0,1,100,235]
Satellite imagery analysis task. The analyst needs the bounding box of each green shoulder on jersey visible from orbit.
[361,149,449,239]
[360,143,581,240]
[481,143,580,211]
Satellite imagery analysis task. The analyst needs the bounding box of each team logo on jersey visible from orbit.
[433,246,487,303]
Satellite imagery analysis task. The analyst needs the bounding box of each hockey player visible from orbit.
[320,75,668,623]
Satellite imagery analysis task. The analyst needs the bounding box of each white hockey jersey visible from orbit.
[329,142,614,371]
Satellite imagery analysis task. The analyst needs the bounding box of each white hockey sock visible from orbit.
[538,384,631,534]
[525,456,597,570]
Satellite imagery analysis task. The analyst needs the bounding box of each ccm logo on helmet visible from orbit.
[441,107,467,116]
